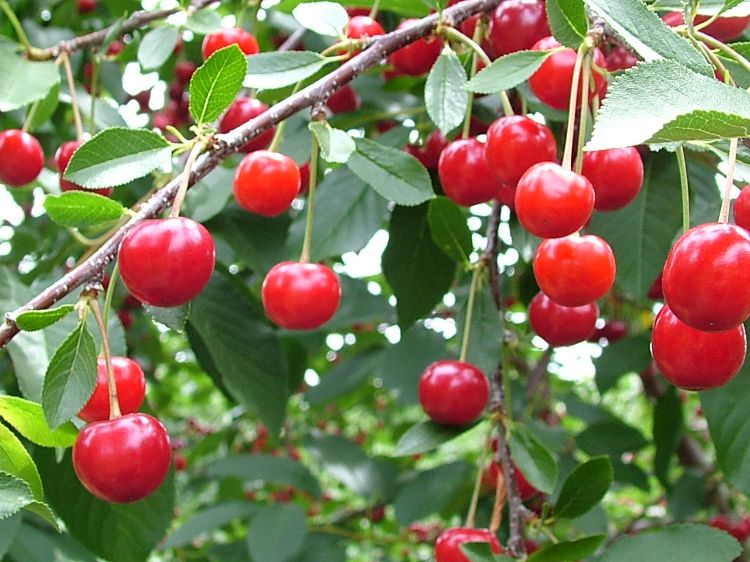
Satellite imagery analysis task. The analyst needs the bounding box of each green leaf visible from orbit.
[296,534,347,562]
[599,523,741,562]
[587,61,750,150]
[455,284,503,377]
[394,421,476,457]
[309,122,356,164]
[382,205,455,328]
[306,351,381,406]
[464,50,554,94]
[163,501,260,548]
[427,196,472,263]
[0,47,60,111]
[275,0,428,17]
[64,128,172,189]
[582,0,712,75]
[348,138,435,206]
[394,462,471,525]
[546,0,588,48]
[15,305,75,332]
[43,192,126,228]
[190,45,248,126]
[247,504,307,562]
[461,543,514,562]
[554,456,613,519]
[292,2,349,37]
[246,51,331,89]
[26,82,59,133]
[577,419,649,456]
[137,26,179,70]
[40,319,97,429]
[143,303,189,332]
[0,396,77,448]
[185,9,222,34]
[653,387,683,487]
[425,47,469,135]
[6,522,97,562]
[593,335,653,393]
[509,425,558,494]
[528,535,606,562]
[0,472,35,520]
[183,165,234,223]
[206,453,322,499]
[0,514,21,557]
[0,423,44,501]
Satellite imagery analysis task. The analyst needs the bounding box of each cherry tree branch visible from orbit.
[0,0,503,348]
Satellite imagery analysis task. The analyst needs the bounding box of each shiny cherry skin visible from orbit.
[418,360,489,425]
[651,305,746,390]
[77,0,96,14]
[438,138,504,207]
[663,12,750,42]
[389,20,442,76]
[78,357,146,423]
[262,262,341,330]
[589,319,629,343]
[405,130,448,170]
[734,186,750,231]
[73,413,171,503]
[0,129,44,187]
[662,223,750,331]
[56,141,113,197]
[486,115,557,186]
[515,163,594,238]
[488,0,550,57]
[529,37,608,111]
[219,98,274,153]
[119,217,216,307]
[606,46,638,71]
[233,151,300,216]
[202,28,259,60]
[347,15,385,40]
[529,291,598,347]
[581,147,644,211]
[326,84,361,114]
[435,527,503,562]
[534,234,616,307]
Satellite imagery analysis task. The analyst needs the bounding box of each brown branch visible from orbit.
[0,0,503,348]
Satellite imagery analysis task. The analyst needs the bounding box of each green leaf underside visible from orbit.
[137,26,179,71]
[425,48,469,135]
[143,304,190,332]
[546,0,588,48]
[0,395,77,447]
[0,47,60,112]
[465,50,553,94]
[64,128,172,189]
[246,51,330,90]
[309,122,356,164]
[0,472,35,520]
[15,305,75,332]
[275,0,427,17]
[189,45,248,126]
[185,10,222,34]
[43,192,126,229]
[291,1,349,37]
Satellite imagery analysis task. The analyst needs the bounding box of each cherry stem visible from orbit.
[694,31,750,75]
[561,44,588,171]
[0,0,32,52]
[368,0,381,20]
[719,137,739,224]
[489,454,507,534]
[89,57,99,134]
[461,15,487,139]
[22,101,40,133]
[61,51,85,141]
[300,133,321,264]
[268,83,303,153]
[465,423,494,528]
[102,263,119,330]
[459,265,482,363]
[574,53,592,175]
[676,145,691,233]
[169,141,205,219]
[89,297,121,420]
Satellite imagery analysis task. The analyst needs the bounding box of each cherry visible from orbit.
[77,0,96,14]
[262,262,341,330]
[435,527,502,562]
[78,356,146,423]
[647,271,664,300]
[496,183,516,208]
[438,138,504,207]
[710,516,750,543]
[326,84,361,114]
[418,360,489,425]
[298,161,311,194]
[346,7,371,17]
[347,16,385,41]
[118,217,216,307]
[734,186,750,231]
[202,28,259,60]
[662,223,750,331]
[581,147,644,211]
[534,234,616,306]
[529,37,608,111]
[233,151,300,216]
[589,319,629,343]
[515,163,595,238]
[174,455,187,472]
[606,46,638,71]
[0,129,44,187]
[389,20,441,76]
[73,413,171,503]
[663,12,750,42]
[56,141,113,197]
[529,291,599,347]
[106,40,125,57]
[174,61,197,84]
[488,0,550,57]
[405,130,448,170]
[485,115,558,187]
[651,305,746,390]
[219,98,274,153]
[489,461,539,501]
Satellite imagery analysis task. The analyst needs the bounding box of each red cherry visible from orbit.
[529,291,598,347]
[0,129,44,187]
[515,163,595,238]
[202,28,259,60]
[233,151,300,216]
[78,357,146,423]
[662,223,750,331]
[174,455,187,472]
[346,8,371,17]
[606,46,638,71]
[435,527,503,562]
[118,217,216,307]
[534,234,616,306]
[73,413,171,503]
[496,183,516,208]
[56,141,113,197]
[168,81,185,101]
[529,37,608,111]
[647,271,664,300]
[174,61,197,84]
[347,16,385,40]
[651,305,746,390]
[298,161,311,194]
[438,138,504,207]
[418,360,489,425]
[106,40,125,56]
[219,98,274,153]
[77,0,96,14]
[488,0,550,57]
[405,130,448,170]
[389,20,442,76]
[663,12,750,42]
[581,147,644,211]
[734,186,750,231]
[486,115,558,187]
[326,84,361,114]
[489,461,539,501]
[262,262,341,330]
[589,319,629,343]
